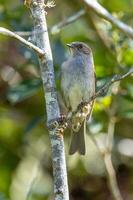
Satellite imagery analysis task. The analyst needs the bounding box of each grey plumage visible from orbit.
[61,42,96,155]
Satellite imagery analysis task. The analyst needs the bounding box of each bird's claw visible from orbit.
[47,114,66,129]
[77,101,89,113]
[56,122,68,137]
[47,115,68,137]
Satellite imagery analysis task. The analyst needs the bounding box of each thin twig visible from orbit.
[14,30,33,37]
[106,117,116,152]
[15,9,85,36]
[89,13,117,60]
[83,0,133,38]
[88,74,124,200]
[74,68,133,115]
[104,95,123,200]
[103,82,123,200]
[104,153,123,200]
[89,131,123,200]
[50,9,85,34]
[0,27,44,55]
[89,109,123,200]
[89,125,123,200]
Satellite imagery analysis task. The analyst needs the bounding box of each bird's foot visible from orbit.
[47,114,66,129]
[58,114,66,124]
[56,122,68,137]
[47,115,68,137]
[56,114,68,137]
[78,101,89,113]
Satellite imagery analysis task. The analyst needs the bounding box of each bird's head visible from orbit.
[67,42,92,56]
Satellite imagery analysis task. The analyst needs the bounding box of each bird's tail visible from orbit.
[69,119,86,155]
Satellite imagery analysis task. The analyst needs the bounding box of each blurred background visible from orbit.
[0,0,133,200]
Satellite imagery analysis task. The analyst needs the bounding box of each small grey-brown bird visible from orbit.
[61,42,96,155]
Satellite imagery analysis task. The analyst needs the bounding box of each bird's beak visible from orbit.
[66,43,73,48]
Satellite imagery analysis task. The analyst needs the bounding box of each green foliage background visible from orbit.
[0,0,133,200]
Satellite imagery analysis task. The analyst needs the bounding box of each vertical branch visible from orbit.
[83,0,133,38]
[103,90,123,200]
[29,0,69,199]
[106,117,116,152]
[90,122,123,200]
[104,113,123,200]
[104,153,123,200]
[89,94,123,200]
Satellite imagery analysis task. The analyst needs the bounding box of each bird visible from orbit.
[61,41,96,155]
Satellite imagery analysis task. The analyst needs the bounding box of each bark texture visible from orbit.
[30,1,69,199]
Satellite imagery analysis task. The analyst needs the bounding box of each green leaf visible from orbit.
[7,79,42,103]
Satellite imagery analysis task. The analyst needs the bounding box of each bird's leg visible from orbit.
[55,114,69,137]
[47,115,68,137]
[47,114,65,129]
[55,114,66,124]
[78,101,90,115]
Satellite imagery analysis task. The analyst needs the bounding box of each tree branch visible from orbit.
[85,68,132,200]
[102,78,124,200]
[89,13,117,60]
[89,114,123,200]
[89,85,124,200]
[103,91,123,200]
[0,27,44,55]
[74,68,133,116]
[83,0,133,38]
[104,152,123,200]
[50,9,85,34]
[14,9,85,36]
[29,0,69,200]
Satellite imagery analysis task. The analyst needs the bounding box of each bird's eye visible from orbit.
[78,44,83,49]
